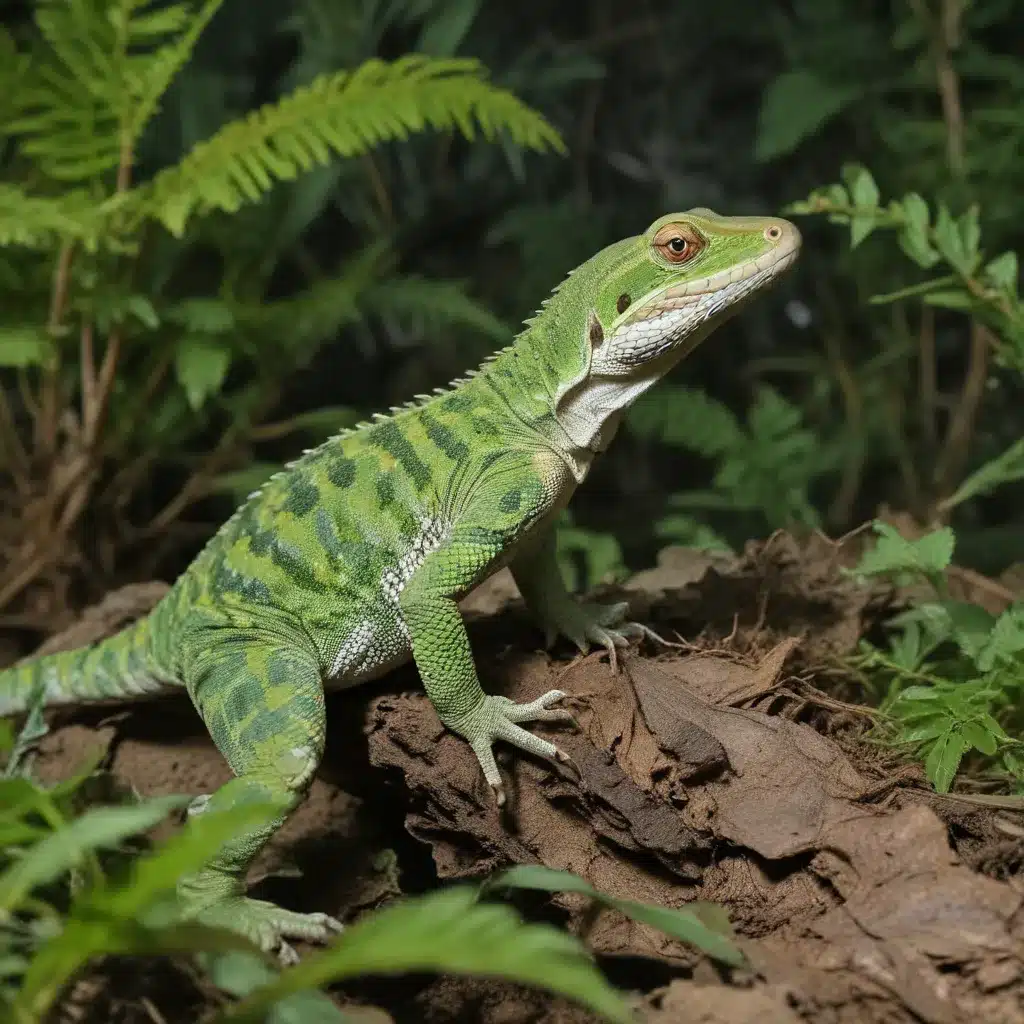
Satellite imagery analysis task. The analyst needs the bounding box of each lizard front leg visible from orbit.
[399,512,574,804]
[511,527,662,667]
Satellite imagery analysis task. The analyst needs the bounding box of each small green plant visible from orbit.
[790,164,1024,521]
[626,383,836,553]
[847,520,1024,793]
[0,711,744,1021]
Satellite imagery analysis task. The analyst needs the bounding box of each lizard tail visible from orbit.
[0,616,181,716]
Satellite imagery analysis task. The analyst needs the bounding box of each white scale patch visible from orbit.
[328,515,451,686]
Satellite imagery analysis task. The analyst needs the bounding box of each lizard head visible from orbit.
[587,208,801,377]
[551,209,801,453]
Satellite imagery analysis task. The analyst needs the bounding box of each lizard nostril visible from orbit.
[764,224,784,242]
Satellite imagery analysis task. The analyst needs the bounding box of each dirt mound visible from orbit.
[25,534,1024,1023]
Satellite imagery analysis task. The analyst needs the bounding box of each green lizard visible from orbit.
[0,209,800,961]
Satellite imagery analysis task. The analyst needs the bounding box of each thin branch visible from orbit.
[907,0,966,177]
[37,244,75,458]
[934,320,991,508]
[915,305,937,452]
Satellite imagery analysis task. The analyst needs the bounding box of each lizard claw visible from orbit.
[540,598,679,671]
[186,894,343,963]
[449,690,575,795]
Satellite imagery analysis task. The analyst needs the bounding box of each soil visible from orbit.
[24,532,1024,1024]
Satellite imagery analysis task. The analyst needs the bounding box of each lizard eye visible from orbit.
[653,223,705,264]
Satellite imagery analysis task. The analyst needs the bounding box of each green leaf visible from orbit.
[943,437,1024,510]
[0,796,187,911]
[870,275,959,305]
[978,605,1024,671]
[167,298,235,333]
[851,522,954,582]
[0,185,103,249]
[202,951,348,1024]
[933,203,968,272]
[147,56,564,235]
[924,730,968,793]
[897,228,940,268]
[755,71,855,161]
[175,336,231,410]
[957,206,981,271]
[0,327,55,368]
[901,193,930,234]
[922,289,973,311]
[896,685,944,702]
[364,275,511,343]
[844,164,879,209]
[96,801,281,919]
[984,251,1018,292]
[418,0,482,56]
[654,515,734,555]
[895,192,939,267]
[942,600,997,665]
[901,717,951,744]
[961,720,998,757]
[849,216,875,248]
[485,865,745,969]
[11,0,225,184]
[627,386,743,456]
[211,886,634,1024]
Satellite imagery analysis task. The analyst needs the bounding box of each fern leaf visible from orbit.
[10,0,222,184]
[0,185,103,250]
[145,55,565,236]
[363,276,511,343]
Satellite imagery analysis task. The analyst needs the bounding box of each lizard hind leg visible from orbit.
[178,640,341,964]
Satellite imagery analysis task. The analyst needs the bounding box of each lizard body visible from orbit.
[0,210,800,960]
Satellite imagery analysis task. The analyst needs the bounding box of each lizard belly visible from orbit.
[324,608,413,690]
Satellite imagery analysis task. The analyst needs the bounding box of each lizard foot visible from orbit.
[448,691,574,806]
[542,599,680,671]
[191,895,343,965]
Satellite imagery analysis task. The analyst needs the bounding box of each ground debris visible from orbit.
[25,541,1024,1024]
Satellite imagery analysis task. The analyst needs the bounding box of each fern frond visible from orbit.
[0,185,104,250]
[363,276,511,343]
[10,0,223,184]
[145,55,566,236]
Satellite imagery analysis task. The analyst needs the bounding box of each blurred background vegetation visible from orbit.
[1,0,1022,639]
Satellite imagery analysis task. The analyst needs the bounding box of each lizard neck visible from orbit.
[475,326,598,484]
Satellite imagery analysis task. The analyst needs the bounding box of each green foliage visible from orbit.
[0,711,751,1022]
[790,165,1023,364]
[212,886,634,1024]
[146,55,565,236]
[848,522,1024,793]
[0,0,564,623]
[628,384,836,550]
[555,510,626,594]
[484,865,745,968]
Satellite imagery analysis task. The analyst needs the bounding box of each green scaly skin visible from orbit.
[0,210,800,961]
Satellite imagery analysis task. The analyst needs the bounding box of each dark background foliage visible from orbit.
[2,0,1023,626]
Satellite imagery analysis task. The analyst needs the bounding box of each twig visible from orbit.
[934,320,990,509]
[37,243,75,458]
[916,305,937,451]
[907,0,966,177]
[80,320,96,430]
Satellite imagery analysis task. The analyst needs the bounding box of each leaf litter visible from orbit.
[17,532,1024,1023]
